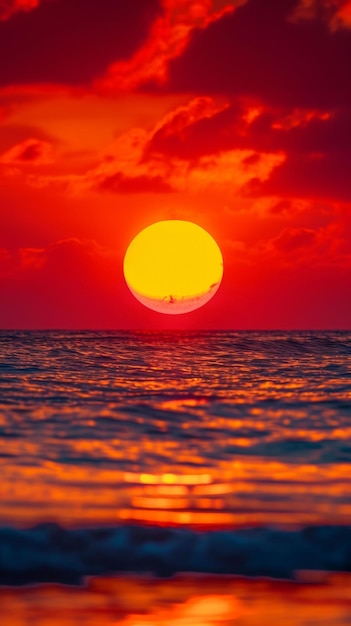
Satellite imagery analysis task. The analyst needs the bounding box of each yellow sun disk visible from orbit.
[124,221,223,306]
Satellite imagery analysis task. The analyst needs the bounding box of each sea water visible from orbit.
[0,330,350,590]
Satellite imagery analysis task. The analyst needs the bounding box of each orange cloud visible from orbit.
[152,96,229,138]
[0,138,55,165]
[87,145,282,196]
[0,0,161,87]
[43,137,282,197]
[99,0,236,91]
[178,149,284,192]
[251,223,351,270]
[25,97,283,195]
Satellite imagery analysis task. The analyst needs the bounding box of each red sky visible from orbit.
[0,0,350,329]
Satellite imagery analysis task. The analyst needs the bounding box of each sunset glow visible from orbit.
[1,5,351,624]
[0,0,350,328]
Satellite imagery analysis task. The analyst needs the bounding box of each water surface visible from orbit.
[1,330,350,530]
[1,330,351,624]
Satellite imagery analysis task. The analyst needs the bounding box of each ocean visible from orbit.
[0,330,351,625]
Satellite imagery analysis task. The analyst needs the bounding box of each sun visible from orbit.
[123,220,223,315]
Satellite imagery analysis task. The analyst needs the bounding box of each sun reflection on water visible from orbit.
[1,574,351,626]
[1,458,351,528]
[0,331,350,529]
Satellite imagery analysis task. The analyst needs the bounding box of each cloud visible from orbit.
[152,96,229,138]
[2,99,259,193]
[98,0,236,92]
[0,0,160,86]
[146,96,233,158]
[220,222,351,301]
[97,172,173,194]
[147,98,351,158]
[0,121,59,156]
[335,0,351,27]
[252,222,351,269]
[290,0,343,22]
[0,137,55,164]
[0,238,126,328]
[292,0,351,29]
[0,0,40,21]
[88,147,282,196]
[146,97,351,203]
[271,226,324,252]
[246,151,351,202]
[178,149,283,192]
[166,0,351,108]
[73,127,176,194]
[0,238,120,297]
[26,98,282,195]
[268,199,309,215]
[94,99,284,194]
[1,228,349,329]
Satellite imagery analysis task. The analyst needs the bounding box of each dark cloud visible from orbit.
[0,238,126,328]
[269,199,296,214]
[0,123,56,154]
[0,0,160,86]
[270,226,320,252]
[97,171,173,194]
[166,0,351,109]
[245,108,351,153]
[262,222,351,270]
[147,102,244,159]
[147,101,351,158]
[146,98,351,202]
[15,141,43,161]
[246,151,351,202]
[0,137,54,164]
[0,237,115,282]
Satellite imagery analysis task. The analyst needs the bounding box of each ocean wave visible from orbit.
[0,522,350,586]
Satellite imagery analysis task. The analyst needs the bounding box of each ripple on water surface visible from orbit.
[0,330,350,529]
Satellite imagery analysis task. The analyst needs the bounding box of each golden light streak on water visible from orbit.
[1,574,351,626]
